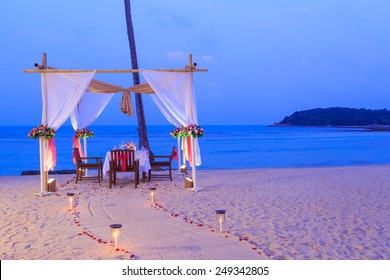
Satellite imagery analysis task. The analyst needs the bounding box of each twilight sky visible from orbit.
[1,0,390,126]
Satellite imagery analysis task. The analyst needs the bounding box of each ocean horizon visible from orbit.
[3,125,390,176]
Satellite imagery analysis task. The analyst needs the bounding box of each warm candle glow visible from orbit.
[215,210,226,232]
[113,230,118,249]
[180,165,187,174]
[149,187,156,204]
[150,192,155,203]
[67,193,75,210]
[110,224,122,250]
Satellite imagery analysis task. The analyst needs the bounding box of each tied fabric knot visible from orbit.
[120,90,134,116]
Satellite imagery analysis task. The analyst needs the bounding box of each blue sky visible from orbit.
[1,0,390,126]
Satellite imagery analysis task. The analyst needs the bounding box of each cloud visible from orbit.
[166,51,187,61]
[292,6,313,12]
[199,55,215,62]
[166,52,215,63]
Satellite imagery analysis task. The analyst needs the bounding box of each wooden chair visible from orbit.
[148,147,175,182]
[73,148,103,183]
[109,150,139,189]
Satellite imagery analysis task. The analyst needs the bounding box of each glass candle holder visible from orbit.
[109,224,123,249]
[215,210,226,232]
[66,192,75,210]
[148,187,156,203]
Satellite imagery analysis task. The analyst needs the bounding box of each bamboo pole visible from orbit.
[188,54,197,192]
[42,53,49,193]
[24,68,208,73]
[36,53,50,196]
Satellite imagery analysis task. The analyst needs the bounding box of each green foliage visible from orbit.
[277,107,390,126]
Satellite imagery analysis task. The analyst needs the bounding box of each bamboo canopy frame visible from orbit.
[26,53,206,195]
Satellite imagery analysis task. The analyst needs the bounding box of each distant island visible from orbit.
[274,107,390,127]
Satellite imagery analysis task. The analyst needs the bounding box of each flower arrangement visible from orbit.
[120,142,137,150]
[170,124,204,138]
[169,127,183,138]
[28,124,56,139]
[75,128,94,139]
[185,124,204,138]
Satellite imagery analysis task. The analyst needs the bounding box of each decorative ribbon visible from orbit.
[72,135,83,163]
[119,154,129,172]
[172,147,179,160]
[186,137,193,167]
[46,138,57,171]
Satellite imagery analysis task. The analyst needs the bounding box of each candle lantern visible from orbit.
[215,210,226,232]
[148,187,156,203]
[180,164,187,174]
[184,177,193,189]
[109,223,123,249]
[67,192,75,210]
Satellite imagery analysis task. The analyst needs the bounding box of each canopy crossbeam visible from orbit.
[25,68,208,73]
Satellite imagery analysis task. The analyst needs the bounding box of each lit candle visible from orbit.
[67,192,75,210]
[215,210,226,232]
[149,187,156,203]
[109,224,122,249]
[180,164,187,174]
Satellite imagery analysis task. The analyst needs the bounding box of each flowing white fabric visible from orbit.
[70,91,113,130]
[70,90,112,158]
[141,71,201,166]
[43,72,95,170]
[45,72,95,129]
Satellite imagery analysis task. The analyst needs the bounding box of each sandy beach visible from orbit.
[0,165,389,260]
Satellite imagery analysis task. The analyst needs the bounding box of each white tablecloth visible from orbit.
[103,150,151,176]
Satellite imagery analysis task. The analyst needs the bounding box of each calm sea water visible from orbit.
[2,125,390,176]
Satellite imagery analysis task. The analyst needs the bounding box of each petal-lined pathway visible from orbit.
[72,176,265,260]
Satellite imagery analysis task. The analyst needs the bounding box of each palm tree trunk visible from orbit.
[124,0,151,151]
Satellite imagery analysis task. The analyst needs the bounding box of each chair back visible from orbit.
[169,146,176,162]
[149,146,176,163]
[110,150,137,171]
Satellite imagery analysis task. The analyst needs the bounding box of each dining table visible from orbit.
[102,150,151,180]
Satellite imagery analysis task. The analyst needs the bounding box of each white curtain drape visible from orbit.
[70,91,113,130]
[141,71,201,166]
[43,72,95,170]
[45,72,95,130]
[69,90,113,159]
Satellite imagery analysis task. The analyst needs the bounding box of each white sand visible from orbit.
[0,165,389,260]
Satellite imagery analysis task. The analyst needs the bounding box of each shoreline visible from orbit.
[1,165,389,260]
[16,162,390,176]
[270,124,390,131]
